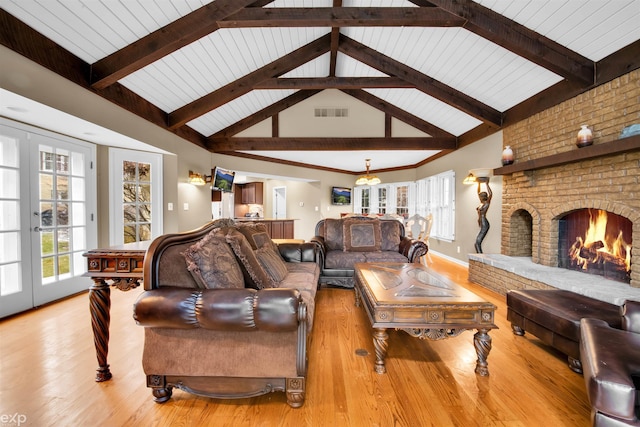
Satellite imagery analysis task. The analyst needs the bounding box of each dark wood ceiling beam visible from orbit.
[329,0,342,76]
[339,35,502,126]
[167,35,331,129]
[208,137,456,152]
[595,39,640,84]
[210,90,322,138]
[254,77,414,89]
[428,0,594,84]
[89,0,255,89]
[341,89,452,138]
[329,27,340,77]
[218,7,465,28]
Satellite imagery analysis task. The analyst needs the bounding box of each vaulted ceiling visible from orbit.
[1,1,639,174]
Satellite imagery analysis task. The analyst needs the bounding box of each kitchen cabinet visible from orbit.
[235,219,295,239]
[241,182,263,204]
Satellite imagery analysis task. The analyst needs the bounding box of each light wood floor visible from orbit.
[0,254,591,426]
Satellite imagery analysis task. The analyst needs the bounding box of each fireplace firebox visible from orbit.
[558,209,632,284]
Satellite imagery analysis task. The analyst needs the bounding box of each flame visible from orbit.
[568,210,631,273]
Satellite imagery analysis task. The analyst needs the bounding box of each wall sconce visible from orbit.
[463,168,492,185]
[463,173,477,185]
[188,170,211,186]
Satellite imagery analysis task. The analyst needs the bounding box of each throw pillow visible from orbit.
[343,218,382,252]
[255,244,288,283]
[380,220,401,252]
[182,229,244,289]
[225,228,277,289]
[237,222,271,249]
[324,218,344,250]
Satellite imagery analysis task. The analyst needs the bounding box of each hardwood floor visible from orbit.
[0,254,591,426]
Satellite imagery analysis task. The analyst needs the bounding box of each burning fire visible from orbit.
[568,210,631,275]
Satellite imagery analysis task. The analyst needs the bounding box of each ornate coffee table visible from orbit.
[354,262,497,376]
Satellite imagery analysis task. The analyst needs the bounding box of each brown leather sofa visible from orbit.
[580,300,640,426]
[133,219,320,407]
[310,216,428,288]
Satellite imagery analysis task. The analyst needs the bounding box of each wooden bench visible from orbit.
[506,289,622,373]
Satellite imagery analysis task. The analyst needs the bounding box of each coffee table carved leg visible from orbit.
[89,278,112,382]
[474,328,492,376]
[373,328,389,374]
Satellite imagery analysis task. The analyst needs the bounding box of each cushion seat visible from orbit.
[507,289,622,373]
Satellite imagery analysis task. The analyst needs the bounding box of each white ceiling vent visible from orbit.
[314,107,348,118]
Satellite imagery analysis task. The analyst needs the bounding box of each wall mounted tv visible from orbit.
[211,167,235,192]
[331,186,352,205]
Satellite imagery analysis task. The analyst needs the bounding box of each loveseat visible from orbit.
[133,219,320,408]
[310,216,428,288]
[580,300,640,426]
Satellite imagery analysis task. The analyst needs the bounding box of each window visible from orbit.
[377,187,387,214]
[122,161,152,243]
[360,187,370,214]
[109,149,162,246]
[396,184,409,218]
[417,170,455,241]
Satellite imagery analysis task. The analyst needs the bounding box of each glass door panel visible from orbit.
[0,128,31,317]
[32,141,94,304]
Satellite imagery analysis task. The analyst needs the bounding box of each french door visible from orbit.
[0,119,96,318]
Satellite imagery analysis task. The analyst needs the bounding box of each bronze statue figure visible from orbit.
[475,178,492,253]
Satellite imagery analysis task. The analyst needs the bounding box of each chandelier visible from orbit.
[355,159,381,186]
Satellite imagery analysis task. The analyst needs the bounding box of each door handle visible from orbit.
[33,226,41,232]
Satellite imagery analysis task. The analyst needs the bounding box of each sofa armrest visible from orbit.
[580,318,640,422]
[133,287,303,332]
[309,236,326,264]
[278,242,318,263]
[623,300,640,334]
[399,236,428,262]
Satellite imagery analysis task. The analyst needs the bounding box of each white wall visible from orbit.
[416,132,504,261]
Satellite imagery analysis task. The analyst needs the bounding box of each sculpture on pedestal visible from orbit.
[475,177,492,253]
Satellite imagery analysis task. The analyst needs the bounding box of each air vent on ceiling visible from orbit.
[314,107,348,117]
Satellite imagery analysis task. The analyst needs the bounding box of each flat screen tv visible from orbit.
[331,186,352,205]
[211,166,235,192]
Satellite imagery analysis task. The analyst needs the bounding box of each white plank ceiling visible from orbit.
[1,0,639,173]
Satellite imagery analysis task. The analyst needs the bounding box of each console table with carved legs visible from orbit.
[354,262,497,376]
[83,241,149,382]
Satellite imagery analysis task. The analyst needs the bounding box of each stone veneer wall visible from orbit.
[500,69,640,288]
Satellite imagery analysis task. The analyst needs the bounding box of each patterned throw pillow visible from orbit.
[225,228,277,289]
[343,218,382,252]
[182,229,244,289]
[380,220,401,251]
[324,218,344,250]
[255,244,288,284]
[237,222,272,250]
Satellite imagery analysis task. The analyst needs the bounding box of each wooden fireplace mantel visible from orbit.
[494,134,640,176]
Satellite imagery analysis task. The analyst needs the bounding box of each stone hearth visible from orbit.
[469,254,640,305]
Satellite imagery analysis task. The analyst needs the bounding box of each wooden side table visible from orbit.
[83,241,149,381]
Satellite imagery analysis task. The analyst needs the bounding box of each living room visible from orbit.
[1,2,640,426]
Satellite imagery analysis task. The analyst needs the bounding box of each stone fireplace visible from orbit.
[468,70,640,305]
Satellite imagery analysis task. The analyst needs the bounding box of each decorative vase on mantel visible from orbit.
[501,145,514,166]
[576,125,594,148]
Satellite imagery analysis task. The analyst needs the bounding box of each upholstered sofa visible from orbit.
[580,300,640,426]
[133,219,320,408]
[310,216,428,288]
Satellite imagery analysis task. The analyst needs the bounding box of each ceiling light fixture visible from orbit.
[355,159,381,186]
